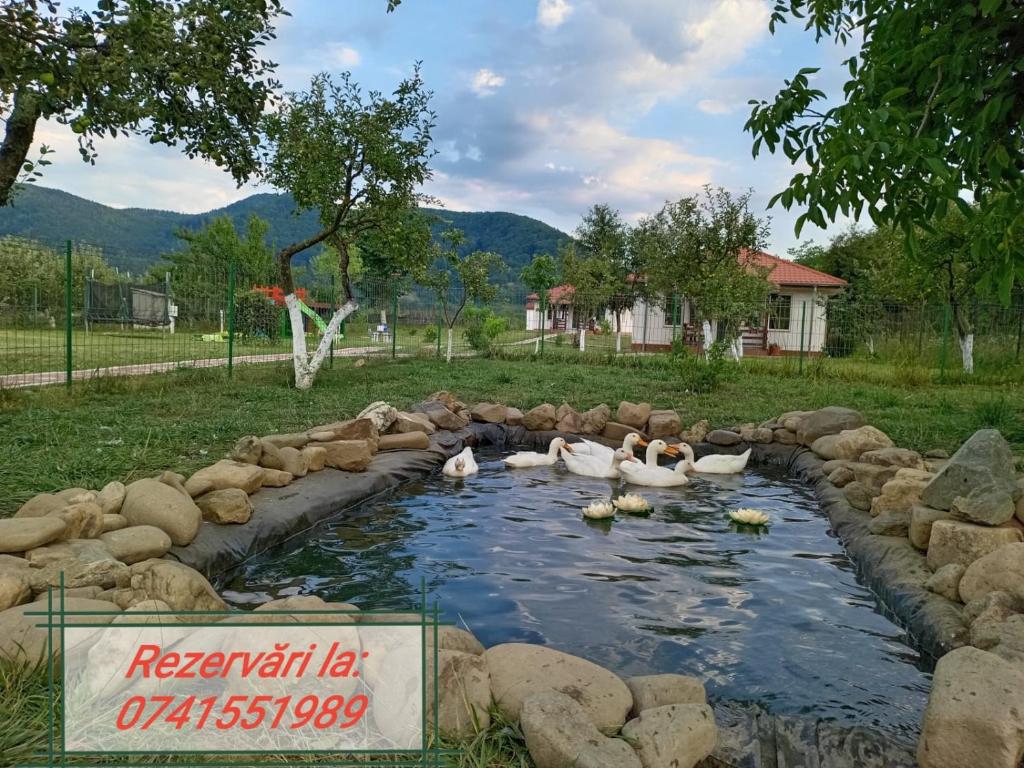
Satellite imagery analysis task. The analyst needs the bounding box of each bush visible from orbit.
[234,291,279,340]
[463,306,507,353]
[675,341,729,393]
[422,325,438,345]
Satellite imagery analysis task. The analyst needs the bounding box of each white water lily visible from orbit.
[730,508,770,526]
[582,501,616,519]
[613,493,652,513]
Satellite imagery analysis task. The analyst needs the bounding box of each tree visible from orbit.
[632,187,771,359]
[0,235,114,318]
[421,229,505,363]
[260,69,435,389]
[0,0,284,206]
[520,253,558,294]
[745,0,1024,302]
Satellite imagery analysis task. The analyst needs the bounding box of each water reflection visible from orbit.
[221,455,932,743]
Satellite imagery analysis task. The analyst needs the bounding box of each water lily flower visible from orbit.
[582,500,615,519]
[730,508,770,526]
[613,493,652,513]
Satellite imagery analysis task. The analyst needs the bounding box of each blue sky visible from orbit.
[31,0,853,255]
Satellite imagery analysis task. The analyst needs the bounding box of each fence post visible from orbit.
[64,240,72,388]
[939,303,951,381]
[671,293,680,345]
[539,291,546,356]
[436,301,442,358]
[641,301,649,352]
[391,284,398,360]
[226,262,237,377]
[798,301,807,375]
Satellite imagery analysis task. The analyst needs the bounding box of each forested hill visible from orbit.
[0,185,571,276]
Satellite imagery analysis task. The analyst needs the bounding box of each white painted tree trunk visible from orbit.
[959,333,974,374]
[728,336,743,361]
[702,320,713,359]
[579,329,586,352]
[286,293,358,390]
[615,332,622,354]
[445,327,454,363]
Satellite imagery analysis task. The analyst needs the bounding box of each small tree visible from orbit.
[260,69,434,389]
[421,229,504,362]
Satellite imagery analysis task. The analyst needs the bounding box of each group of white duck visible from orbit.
[442,431,751,487]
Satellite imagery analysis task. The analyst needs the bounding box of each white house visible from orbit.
[524,285,634,333]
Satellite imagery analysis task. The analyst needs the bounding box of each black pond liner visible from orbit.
[168,422,963,768]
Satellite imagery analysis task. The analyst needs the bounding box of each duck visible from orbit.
[442,447,479,478]
[619,440,690,487]
[677,443,751,474]
[639,438,679,467]
[561,446,638,479]
[504,437,573,468]
[569,432,646,462]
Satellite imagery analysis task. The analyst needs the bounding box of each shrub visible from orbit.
[235,291,279,340]
[422,325,438,345]
[463,306,507,353]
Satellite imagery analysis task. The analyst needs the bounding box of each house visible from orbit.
[629,251,846,354]
[524,285,634,333]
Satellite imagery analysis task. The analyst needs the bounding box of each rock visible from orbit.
[580,404,611,435]
[522,404,558,431]
[843,481,878,511]
[821,459,849,473]
[156,471,189,497]
[471,402,508,424]
[926,520,1023,571]
[277,446,309,478]
[428,626,485,656]
[377,432,430,451]
[0,517,67,553]
[195,489,253,524]
[910,505,952,550]
[301,445,327,472]
[505,407,524,427]
[925,563,966,602]
[121,478,202,546]
[55,488,96,505]
[796,406,866,445]
[428,391,460,411]
[828,466,855,487]
[357,401,398,432]
[260,468,293,487]
[308,417,380,448]
[96,482,127,515]
[850,461,900,491]
[184,460,265,497]
[625,674,706,716]
[228,435,262,464]
[0,598,121,665]
[118,559,228,613]
[414,400,470,431]
[262,432,310,450]
[101,514,127,532]
[484,643,633,734]
[25,538,113,566]
[773,428,798,445]
[620,703,717,768]
[706,430,741,447]
[555,403,583,434]
[520,692,641,768]
[950,486,1016,527]
[748,427,774,444]
[258,439,286,470]
[971,614,1024,664]
[779,410,812,432]
[47,501,103,540]
[617,401,652,430]
[959,542,1024,604]
[868,509,910,536]
[603,421,646,442]
[860,447,925,470]
[680,419,710,444]
[810,426,893,461]
[0,570,30,611]
[964,591,1023,626]
[870,472,931,517]
[921,429,1019,511]
[917,646,1024,768]
[430,649,491,738]
[27,556,128,592]
[647,411,682,440]
[391,412,435,434]
[925,448,950,459]
[14,493,66,518]
[320,440,374,472]
[99,526,172,564]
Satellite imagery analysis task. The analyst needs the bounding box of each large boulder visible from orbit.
[971,614,1024,664]
[707,430,741,447]
[680,419,710,444]
[917,646,1024,768]
[505,407,524,427]
[870,470,932,517]
[121,478,202,546]
[850,462,901,491]
[471,402,508,424]
[868,509,910,536]
[617,401,652,430]
[555,403,583,434]
[926,520,1023,571]
[262,432,310,450]
[522,404,558,431]
[778,410,812,432]
[910,505,952,550]
[414,400,470,431]
[625,674,706,716]
[0,517,67,553]
[603,422,646,442]
[950,486,1016,527]
[772,428,798,445]
[843,481,878,512]
[27,553,128,592]
[301,446,327,472]
[0,570,30,612]
[580,404,611,436]
[257,439,286,470]
[647,411,682,440]
[308,417,379,448]
[96,482,127,515]
[796,407,865,446]
[320,440,374,472]
[921,429,1019,511]
[429,649,491,738]
[484,643,633,734]
[959,542,1024,604]
[0,597,121,665]
[26,538,112,567]
[620,703,717,768]
[183,460,265,497]
[113,559,228,613]
[228,435,262,464]
[15,493,67,518]
[924,563,966,602]
[860,447,925,470]
[52,501,105,540]
[810,426,893,461]
[520,692,641,768]
[356,401,398,432]
[391,411,435,435]
[196,488,253,524]
[99,526,172,564]
[260,468,293,487]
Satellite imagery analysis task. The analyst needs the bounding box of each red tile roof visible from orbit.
[741,249,847,288]
[526,284,576,303]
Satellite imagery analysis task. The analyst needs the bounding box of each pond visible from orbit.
[221,452,932,744]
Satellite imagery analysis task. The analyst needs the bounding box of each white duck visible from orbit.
[569,432,646,462]
[504,437,573,468]
[442,447,479,478]
[561,446,638,479]
[639,439,679,467]
[619,440,690,487]
[677,443,751,474]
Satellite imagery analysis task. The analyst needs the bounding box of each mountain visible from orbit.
[0,185,571,277]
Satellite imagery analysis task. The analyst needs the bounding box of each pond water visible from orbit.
[222,453,932,743]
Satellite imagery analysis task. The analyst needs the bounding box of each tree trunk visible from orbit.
[445,327,454,363]
[0,92,42,207]
[286,293,358,390]
[326,232,354,301]
[615,310,622,354]
[952,300,975,374]
[701,320,713,359]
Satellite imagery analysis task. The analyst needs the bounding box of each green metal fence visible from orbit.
[1,237,1023,389]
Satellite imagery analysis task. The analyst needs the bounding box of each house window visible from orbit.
[663,298,683,327]
[767,294,792,330]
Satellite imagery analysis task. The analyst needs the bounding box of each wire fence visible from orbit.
[1,238,1023,389]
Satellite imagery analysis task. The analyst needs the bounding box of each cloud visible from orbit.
[537,0,573,29]
[326,43,361,68]
[471,68,506,97]
[697,98,733,115]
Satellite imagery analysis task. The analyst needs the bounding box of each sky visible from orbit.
[29,0,855,256]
